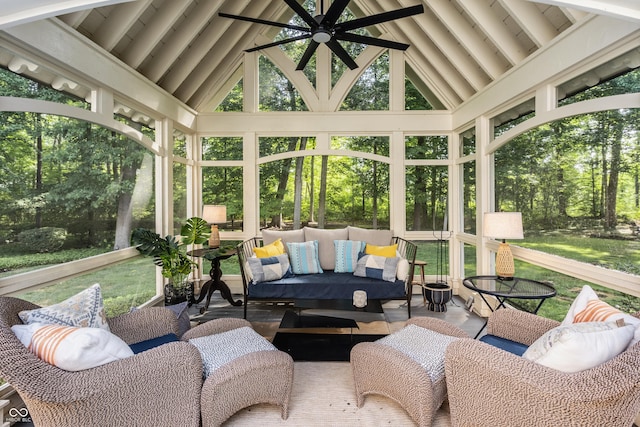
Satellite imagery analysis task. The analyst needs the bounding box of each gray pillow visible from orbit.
[261,228,305,247]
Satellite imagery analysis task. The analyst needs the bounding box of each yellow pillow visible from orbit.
[364,243,397,257]
[253,238,285,258]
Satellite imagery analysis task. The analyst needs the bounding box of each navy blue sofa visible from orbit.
[237,227,417,319]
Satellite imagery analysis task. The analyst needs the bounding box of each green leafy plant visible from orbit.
[130,217,210,291]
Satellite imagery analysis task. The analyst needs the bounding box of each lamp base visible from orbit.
[208,225,220,248]
[495,242,515,279]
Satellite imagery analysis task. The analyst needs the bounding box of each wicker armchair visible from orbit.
[445,309,640,427]
[0,296,203,427]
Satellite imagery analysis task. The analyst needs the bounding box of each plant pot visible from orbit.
[164,282,194,305]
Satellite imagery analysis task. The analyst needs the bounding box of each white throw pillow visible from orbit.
[18,283,110,331]
[522,321,635,372]
[562,285,640,348]
[12,322,133,371]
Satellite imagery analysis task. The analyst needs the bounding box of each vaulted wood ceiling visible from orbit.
[44,0,590,112]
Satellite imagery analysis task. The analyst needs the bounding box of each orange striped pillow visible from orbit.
[574,299,624,323]
[11,322,133,371]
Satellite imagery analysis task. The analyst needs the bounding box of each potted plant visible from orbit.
[131,217,210,304]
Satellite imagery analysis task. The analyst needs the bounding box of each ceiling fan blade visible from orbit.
[296,40,320,70]
[283,0,318,29]
[219,12,309,32]
[335,33,410,51]
[246,34,312,53]
[335,4,424,33]
[326,39,358,70]
[321,0,350,26]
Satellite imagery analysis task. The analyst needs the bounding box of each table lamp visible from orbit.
[483,212,524,279]
[202,205,226,248]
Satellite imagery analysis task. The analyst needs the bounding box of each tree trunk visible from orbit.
[604,115,623,231]
[34,114,43,228]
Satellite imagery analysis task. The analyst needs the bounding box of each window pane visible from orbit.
[331,136,389,157]
[203,167,243,232]
[173,162,187,235]
[495,110,640,277]
[202,137,243,161]
[406,166,448,231]
[463,161,476,234]
[260,136,316,157]
[14,257,156,317]
[405,135,447,160]
[260,155,389,229]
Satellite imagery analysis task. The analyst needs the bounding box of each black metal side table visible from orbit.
[463,275,556,338]
[189,248,242,314]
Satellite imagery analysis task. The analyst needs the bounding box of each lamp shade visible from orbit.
[483,212,524,240]
[202,205,226,224]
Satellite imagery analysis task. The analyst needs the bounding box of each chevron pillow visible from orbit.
[18,283,110,331]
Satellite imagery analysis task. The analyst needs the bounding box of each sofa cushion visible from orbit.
[562,285,640,348]
[248,254,293,283]
[353,254,399,283]
[12,322,133,371]
[286,240,323,274]
[253,238,285,258]
[334,240,365,273]
[522,321,635,372]
[303,227,348,270]
[261,228,305,247]
[479,334,529,356]
[347,226,393,246]
[129,333,180,354]
[189,326,277,378]
[18,283,110,331]
[248,271,406,300]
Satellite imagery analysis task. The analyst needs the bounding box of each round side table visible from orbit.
[412,260,428,305]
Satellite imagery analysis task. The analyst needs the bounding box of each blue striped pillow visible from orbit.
[286,240,323,274]
[334,240,365,273]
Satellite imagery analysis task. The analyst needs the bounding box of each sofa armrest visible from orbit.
[486,309,559,346]
[108,307,180,344]
[406,317,469,338]
[181,318,252,341]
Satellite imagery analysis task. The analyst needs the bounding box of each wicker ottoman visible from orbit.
[351,317,468,427]
[184,320,294,427]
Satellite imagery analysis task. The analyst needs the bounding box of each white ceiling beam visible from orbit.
[370,0,490,91]
[58,10,92,28]
[427,0,508,80]
[401,5,491,91]
[92,0,152,51]
[526,0,640,23]
[499,0,558,47]
[140,1,226,83]
[557,7,589,24]
[121,0,192,69]
[160,0,267,94]
[0,0,135,29]
[458,0,528,65]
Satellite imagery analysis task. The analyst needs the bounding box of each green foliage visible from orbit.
[131,228,193,288]
[17,227,67,253]
[180,217,210,246]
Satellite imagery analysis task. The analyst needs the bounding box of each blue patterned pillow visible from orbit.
[353,254,399,282]
[334,240,365,273]
[18,283,110,331]
[247,254,293,283]
[286,240,323,274]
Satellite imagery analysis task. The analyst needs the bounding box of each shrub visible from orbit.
[18,227,67,253]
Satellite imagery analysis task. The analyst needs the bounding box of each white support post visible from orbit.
[389,131,406,236]
[243,132,258,238]
[155,117,174,297]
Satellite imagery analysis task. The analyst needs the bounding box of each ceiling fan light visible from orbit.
[312,29,332,43]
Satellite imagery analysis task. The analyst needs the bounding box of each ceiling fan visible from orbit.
[219,0,424,71]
